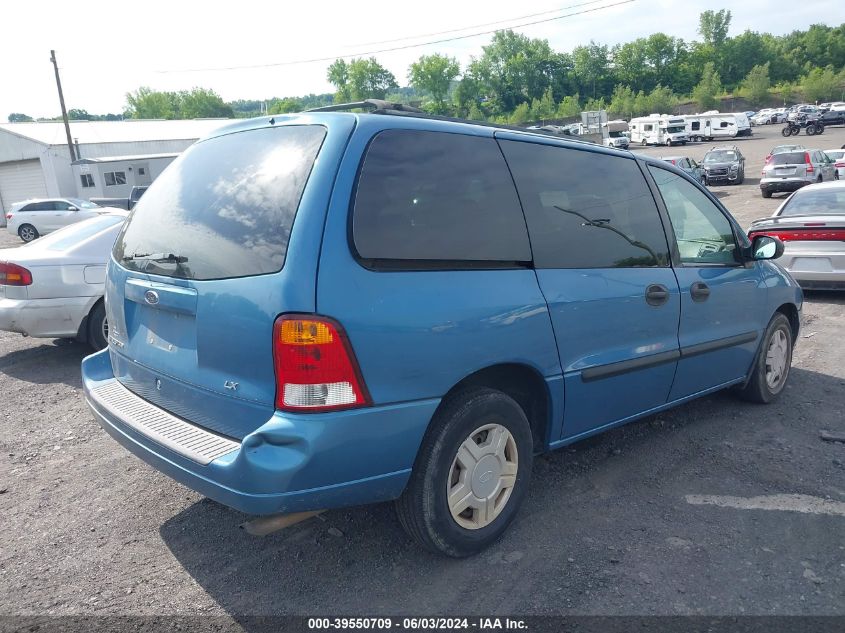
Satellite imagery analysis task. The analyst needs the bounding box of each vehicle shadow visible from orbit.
[159,366,845,618]
[0,338,88,387]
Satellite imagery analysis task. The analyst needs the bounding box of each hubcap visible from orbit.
[447,423,518,530]
[21,227,35,241]
[765,329,789,391]
[101,317,109,343]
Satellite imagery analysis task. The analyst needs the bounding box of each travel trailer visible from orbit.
[628,115,688,146]
[683,113,746,142]
[602,119,630,149]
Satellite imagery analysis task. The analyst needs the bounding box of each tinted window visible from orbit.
[780,189,845,216]
[771,152,805,165]
[352,130,530,264]
[26,202,55,211]
[114,125,326,280]
[500,140,669,268]
[649,166,738,265]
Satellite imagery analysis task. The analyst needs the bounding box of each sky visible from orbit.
[1,0,843,120]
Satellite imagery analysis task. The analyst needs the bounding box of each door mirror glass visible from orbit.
[752,235,784,260]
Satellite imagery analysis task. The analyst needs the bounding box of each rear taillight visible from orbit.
[5,214,11,220]
[272,315,371,412]
[749,228,845,242]
[835,162,845,168]
[805,152,814,173]
[0,262,33,286]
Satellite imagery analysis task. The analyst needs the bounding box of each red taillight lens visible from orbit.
[5,214,11,220]
[805,152,814,173]
[0,261,33,286]
[835,162,845,168]
[272,315,371,412]
[749,229,845,242]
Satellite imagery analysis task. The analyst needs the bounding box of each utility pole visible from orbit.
[49,50,76,162]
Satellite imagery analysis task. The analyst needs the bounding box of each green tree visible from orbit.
[125,87,178,119]
[408,54,460,113]
[268,97,302,114]
[530,86,556,122]
[67,108,90,120]
[692,62,721,111]
[556,95,581,118]
[773,80,796,105]
[348,58,398,100]
[178,88,234,118]
[698,9,732,47]
[801,66,841,103]
[573,42,610,99]
[741,63,770,106]
[509,102,531,125]
[467,102,485,121]
[327,59,352,102]
[8,113,34,122]
[609,85,636,118]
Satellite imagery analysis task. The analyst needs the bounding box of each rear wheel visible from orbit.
[761,189,772,198]
[736,313,793,403]
[395,388,533,557]
[87,302,108,351]
[18,224,38,242]
[806,124,817,136]
[781,126,791,137]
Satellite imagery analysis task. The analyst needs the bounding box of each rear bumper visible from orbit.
[760,179,809,194]
[82,349,440,515]
[0,296,90,338]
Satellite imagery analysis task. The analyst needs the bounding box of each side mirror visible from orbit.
[68,206,78,212]
[751,235,784,260]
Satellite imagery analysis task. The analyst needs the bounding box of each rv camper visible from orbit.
[683,113,745,142]
[629,115,688,146]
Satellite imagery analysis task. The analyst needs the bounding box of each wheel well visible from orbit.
[776,303,800,341]
[76,297,104,342]
[444,364,550,454]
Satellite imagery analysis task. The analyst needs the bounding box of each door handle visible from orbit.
[690,281,711,302]
[645,284,670,306]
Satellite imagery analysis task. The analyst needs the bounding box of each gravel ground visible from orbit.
[1,124,844,619]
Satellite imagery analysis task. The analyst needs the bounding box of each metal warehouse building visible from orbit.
[0,119,231,213]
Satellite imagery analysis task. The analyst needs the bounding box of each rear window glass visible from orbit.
[113,125,326,280]
[771,152,806,165]
[352,130,531,265]
[780,190,845,216]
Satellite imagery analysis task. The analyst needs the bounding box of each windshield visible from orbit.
[780,189,845,216]
[704,151,737,163]
[113,124,326,281]
[666,125,685,133]
[26,214,125,251]
[67,198,101,209]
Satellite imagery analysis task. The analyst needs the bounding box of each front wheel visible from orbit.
[761,189,772,198]
[781,126,792,137]
[18,224,39,242]
[395,388,533,557]
[736,313,793,403]
[791,126,801,136]
[806,124,817,136]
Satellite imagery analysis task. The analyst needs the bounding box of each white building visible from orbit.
[0,119,231,213]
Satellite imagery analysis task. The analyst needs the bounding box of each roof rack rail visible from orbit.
[307,99,423,114]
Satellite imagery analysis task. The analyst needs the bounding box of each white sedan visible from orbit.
[5,197,115,243]
[0,211,127,350]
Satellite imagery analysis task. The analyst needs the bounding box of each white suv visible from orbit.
[6,198,109,242]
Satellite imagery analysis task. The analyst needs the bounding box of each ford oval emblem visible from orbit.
[144,290,160,305]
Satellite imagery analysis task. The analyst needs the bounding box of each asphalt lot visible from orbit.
[1,124,844,619]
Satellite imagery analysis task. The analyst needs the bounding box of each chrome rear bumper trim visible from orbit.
[89,379,240,465]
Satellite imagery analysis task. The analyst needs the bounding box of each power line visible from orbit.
[156,0,636,74]
[353,0,612,47]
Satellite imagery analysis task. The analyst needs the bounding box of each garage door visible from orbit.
[0,159,48,213]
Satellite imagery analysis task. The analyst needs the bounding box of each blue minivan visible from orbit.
[82,103,802,556]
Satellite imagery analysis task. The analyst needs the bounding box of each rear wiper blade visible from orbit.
[123,252,189,264]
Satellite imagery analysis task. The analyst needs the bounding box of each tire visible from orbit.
[18,224,39,242]
[761,189,772,198]
[87,301,108,351]
[791,126,801,136]
[781,126,792,137]
[806,124,817,136]
[736,313,793,403]
[701,175,707,186]
[395,387,533,557]
[817,124,824,134]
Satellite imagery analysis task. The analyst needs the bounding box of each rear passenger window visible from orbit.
[499,140,669,268]
[352,130,531,266]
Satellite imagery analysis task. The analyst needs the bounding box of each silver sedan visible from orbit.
[0,211,127,349]
[748,181,845,290]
